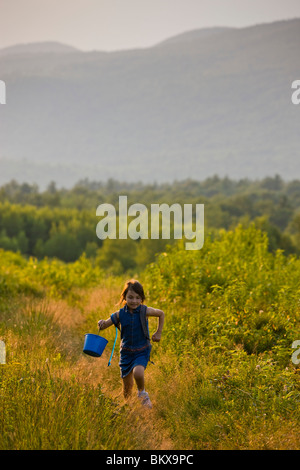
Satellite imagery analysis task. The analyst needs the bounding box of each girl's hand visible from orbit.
[98,319,106,331]
[97,317,113,331]
[152,331,161,342]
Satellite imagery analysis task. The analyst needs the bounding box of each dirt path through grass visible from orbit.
[42,284,175,450]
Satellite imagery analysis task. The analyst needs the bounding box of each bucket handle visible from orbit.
[108,326,118,367]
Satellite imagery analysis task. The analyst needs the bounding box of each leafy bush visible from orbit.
[0,249,104,299]
[144,224,300,361]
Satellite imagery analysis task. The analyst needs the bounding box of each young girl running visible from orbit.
[98,279,164,408]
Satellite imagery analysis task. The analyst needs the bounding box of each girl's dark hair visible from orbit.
[118,279,145,305]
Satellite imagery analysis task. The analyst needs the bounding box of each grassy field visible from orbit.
[0,224,299,450]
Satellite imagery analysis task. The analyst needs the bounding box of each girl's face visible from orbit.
[125,289,142,311]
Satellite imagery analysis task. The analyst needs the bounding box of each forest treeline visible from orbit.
[0,174,300,272]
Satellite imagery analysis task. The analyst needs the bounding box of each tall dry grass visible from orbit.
[0,278,174,450]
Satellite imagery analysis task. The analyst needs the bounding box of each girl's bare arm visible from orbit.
[98,318,113,330]
[98,310,119,331]
[146,307,165,342]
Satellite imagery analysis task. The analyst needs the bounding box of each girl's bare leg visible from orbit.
[122,370,134,398]
[133,365,145,392]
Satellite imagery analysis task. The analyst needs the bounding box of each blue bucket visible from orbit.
[83,334,108,357]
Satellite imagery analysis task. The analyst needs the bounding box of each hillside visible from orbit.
[0,19,299,188]
[0,42,79,56]
[1,225,299,450]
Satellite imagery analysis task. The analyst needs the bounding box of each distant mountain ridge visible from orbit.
[0,19,299,188]
[154,26,234,46]
[0,41,79,56]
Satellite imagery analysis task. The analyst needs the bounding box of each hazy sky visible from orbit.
[1,0,300,51]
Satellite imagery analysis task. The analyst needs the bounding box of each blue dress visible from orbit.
[111,303,152,378]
